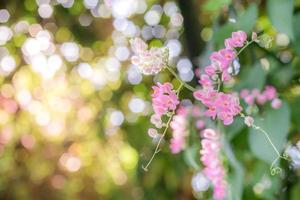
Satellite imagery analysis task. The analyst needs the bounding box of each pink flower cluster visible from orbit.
[225,31,248,49]
[240,85,282,109]
[169,107,188,154]
[193,31,248,125]
[151,82,179,117]
[148,83,180,139]
[130,38,168,75]
[192,105,206,130]
[203,31,247,83]
[194,89,242,125]
[200,129,227,200]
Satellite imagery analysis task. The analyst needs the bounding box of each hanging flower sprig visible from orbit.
[131,31,288,176]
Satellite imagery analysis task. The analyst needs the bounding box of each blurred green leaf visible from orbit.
[213,24,235,46]
[203,0,231,11]
[291,182,300,200]
[267,0,294,40]
[290,97,300,130]
[248,101,290,164]
[293,13,300,56]
[236,63,266,91]
[183,146,200,170]
[226,116,245,140]
[223,137,244,200]
[237,3,258,33]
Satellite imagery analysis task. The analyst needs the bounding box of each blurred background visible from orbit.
[0,0,300,199]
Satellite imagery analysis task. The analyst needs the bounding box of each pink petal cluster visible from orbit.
[151,82,180,117]
[194,88,242,125]
[225,31,247,49]
[169,107,188,154]
[203,31,247,83]
[192,105,206,130]
[200,129,227,200]
[240,85,282,109]
[193,31,248,125]
[130,38,168,75]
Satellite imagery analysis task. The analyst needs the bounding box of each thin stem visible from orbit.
[166,66,196,92]
[216,75,222,92]
[239,113,287,175]
[252,125,281,157]
[236,40,254,57]
[142,83,184,171]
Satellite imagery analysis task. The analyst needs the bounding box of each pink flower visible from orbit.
[194,90,242,125]
[196,119,205,129]
[150,114,163,128]
[204,65,216,76]
[169,107,188,154]
[148,128,158,138]
[263,86,277,100]
[226,31,247,48]
[240,86,281,109]
[244,94,255,105]
[202,128,219,140]
[199,129,227,200]
[240,89,250,98]
[271,98,282,109]
[244,116,254,127]
[151,82,180,117]
[199,74,213,87]
[251,32,259,42]
[210,51,230,71]
[170,137,185,154]
[219,49,236,62]
[217,112,234,125]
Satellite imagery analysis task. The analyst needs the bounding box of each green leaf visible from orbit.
[226,116,245,140]
[183,146,200,170]
[292,13,300,56]
[222,135,244,200]
[213,24,236,46]
[267,0,294,40]
[203,0,231,12]
[236,3,258,33]
[236,63,266,91]
[248,101,290,164]
[290,97,300,130]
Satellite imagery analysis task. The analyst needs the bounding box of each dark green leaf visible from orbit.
[248,101,290,164]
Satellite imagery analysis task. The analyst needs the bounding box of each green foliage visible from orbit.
[203,0,231,12]
[267,0,295,40]
[248,102,290,164]
[236,3,258,33]
[183,146,200,170]
[236,63,266,91]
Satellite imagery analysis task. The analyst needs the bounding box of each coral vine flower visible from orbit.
[200,129,227,200]
[239,85,282,109]
[130,38,168,75]
[225,31,247,49]
[151,82,180,117]
[194,89,242,125]
[169,107,188,154]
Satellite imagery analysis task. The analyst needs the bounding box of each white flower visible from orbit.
[130,37,168,75]
[286,144,300,169]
